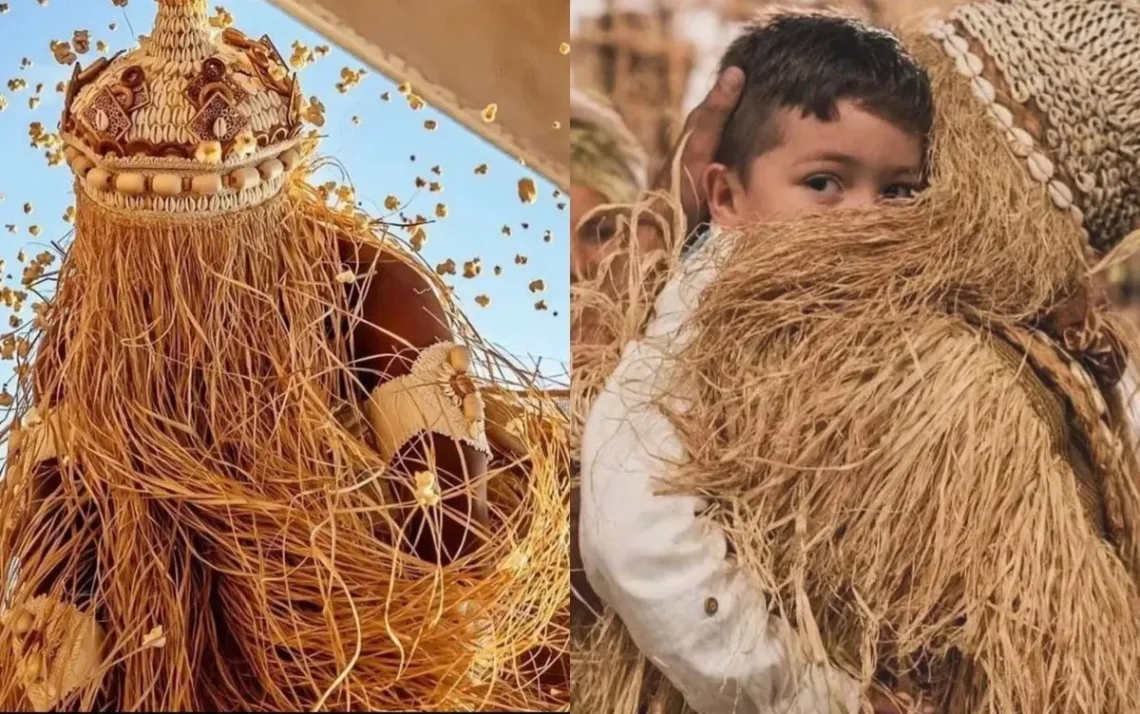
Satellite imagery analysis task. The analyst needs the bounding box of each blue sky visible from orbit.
[0,0,569,392]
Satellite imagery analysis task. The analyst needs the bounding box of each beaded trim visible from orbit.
[923,18,1091,256]
[68,141,299,215]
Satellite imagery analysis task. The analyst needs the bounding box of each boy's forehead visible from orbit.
[767,101,923,169]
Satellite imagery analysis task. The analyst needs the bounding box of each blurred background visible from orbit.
[569,0,1140,320]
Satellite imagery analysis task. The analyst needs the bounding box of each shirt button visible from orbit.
[704,596,719,616]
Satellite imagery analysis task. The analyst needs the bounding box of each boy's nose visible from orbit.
[845,185,881,209]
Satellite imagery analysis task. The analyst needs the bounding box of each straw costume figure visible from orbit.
[0,1,569,710]
[577,1,1140,712]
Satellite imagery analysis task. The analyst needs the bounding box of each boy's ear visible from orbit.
[703,162,743,228]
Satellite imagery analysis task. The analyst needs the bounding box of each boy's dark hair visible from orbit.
[715,14,934,183]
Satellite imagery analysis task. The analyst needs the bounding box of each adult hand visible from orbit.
[651,65,745,232]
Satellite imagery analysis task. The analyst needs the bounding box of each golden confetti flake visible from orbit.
[20,57,32,69]
[4,225,16,234]
[63,206,75,223]
[535,299,548,311]
[514,254,528,265]
[301,95,326,127]
[423,119,437,131]
[413,470,441,508]
[72,30,91,54]
[407,93,425,111]
[434,203,448,219]
[409,226,427,251]
[7,78,26,92]
[27,96,40,110]
[289,40,315,69]
[22,202,32,215]
[552,120,561,129]
[37,0,47,5]
[474,163,488,175]
[54,81,65,93]
[351,115,360,125]
[16,250,24,262]
[334,269,356,284]
[383,195,400,211]
[428,181,441,193]
[0,4,8,14]
[528,279,545,294]
[49,39,75,65]
[517,177,537,204]
[398,81,411,95]
[481,103,498,123]
[28,225,40,237]
[559,42,570,55]
[462,259,482,279]
[543,230,553,242]
[209,6,234,29]
[96,40,109,54]
[474,294,490,307]
[336,67,366,94]
[109,22,117,31]
[493,265,502,276]
[380,91,390,101]
[501,225,511,237]
[435,258,456,276]
[431,165,441,176]
[414,176,427,189]
[142,625,167,649]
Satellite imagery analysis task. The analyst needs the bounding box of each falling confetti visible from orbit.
[73,30,91,54]
[493,265,502,276]
[384,195,400,211]
[501,225,511,237]
[559,42,570,55]
[209,6,234,29]
[301,96,326,127]
[517,177,537,204]
[63,206,75,223]
[409,226,427,251]
[534,300,548,311]
[481,103,498,123]
[462,259,482,279]
[528,279,545,294]
[22,202,32,215]
[7,78,26,92]
[142,625,167,650]
[336,67,366,94]
[28,225,40,237]
[435,259,456,276]
[474,163,488,175]
[407,93,425,111]
[514,254,528,265]
[474,295,490,307]
[423,119,437,131]
[428,181,441,193]
[434,203,448,219]
[380,91,390,101]
[431,165,441,175]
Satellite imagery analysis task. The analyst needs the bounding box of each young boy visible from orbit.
[578,12,935,714]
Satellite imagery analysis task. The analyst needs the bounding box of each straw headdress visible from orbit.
[0,1,569,711]
[61,0,304,216]
[570,86,647,204]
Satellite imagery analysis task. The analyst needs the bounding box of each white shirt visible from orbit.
[579,231,860,714]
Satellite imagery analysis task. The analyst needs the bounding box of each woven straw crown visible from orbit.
[927,0,1140,252]
[60,0,305,216]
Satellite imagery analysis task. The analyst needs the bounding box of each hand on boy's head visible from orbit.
[652,66,745,231]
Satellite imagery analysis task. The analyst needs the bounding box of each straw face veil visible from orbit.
[62,0,304,215]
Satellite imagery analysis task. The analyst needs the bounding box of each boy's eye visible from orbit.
[805,175,841,195]
[881,184,919,200]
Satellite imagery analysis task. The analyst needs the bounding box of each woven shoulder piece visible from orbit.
[925,0,1140,252]
[4,595,105,712]
[994,323,1127,538]
[364,342,490,464]
[60,0,305,216]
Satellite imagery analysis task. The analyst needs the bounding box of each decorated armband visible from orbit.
[364,342,490,464]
